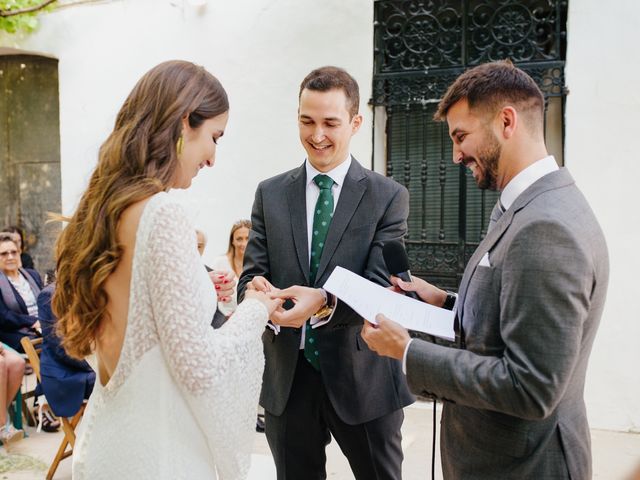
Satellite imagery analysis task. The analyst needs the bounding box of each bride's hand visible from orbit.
[244,289,283,317]
[246,275,276,293]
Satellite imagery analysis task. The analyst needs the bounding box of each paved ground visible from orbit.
[1,401,638,479]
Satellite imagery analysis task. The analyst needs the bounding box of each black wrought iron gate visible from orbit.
[372,0,568,290]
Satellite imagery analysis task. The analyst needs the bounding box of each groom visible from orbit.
[361,60,609,479]
[238,66,414,479]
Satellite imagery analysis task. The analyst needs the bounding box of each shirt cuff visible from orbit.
[266,322,280,334]
[402,338,414,375]
[310,290,338,329]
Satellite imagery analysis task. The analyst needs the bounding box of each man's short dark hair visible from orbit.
[299,66,360,118]
[435,60,544,128]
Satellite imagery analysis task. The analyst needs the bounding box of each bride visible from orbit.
[52,60,280,479]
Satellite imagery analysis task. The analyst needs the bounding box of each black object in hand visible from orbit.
[382,240,421,301]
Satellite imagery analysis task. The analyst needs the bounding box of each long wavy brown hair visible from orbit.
[225,219,252,257]
[53,60,229,359]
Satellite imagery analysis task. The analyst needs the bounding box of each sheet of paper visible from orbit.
[323,266,455,341]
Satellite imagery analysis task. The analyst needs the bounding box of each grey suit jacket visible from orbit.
[406,168,609,479]
[239,158,414,425]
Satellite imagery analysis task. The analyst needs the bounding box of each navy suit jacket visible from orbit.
[38,284,95,417]
[0,268,42,351]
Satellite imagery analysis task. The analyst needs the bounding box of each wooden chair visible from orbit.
[20,337,43,428]
[21,336,86,480]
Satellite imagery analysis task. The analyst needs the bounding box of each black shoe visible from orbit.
[256,414,265,433]
[39,408,61,433]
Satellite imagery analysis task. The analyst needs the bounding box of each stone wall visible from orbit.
[0,54,61,275]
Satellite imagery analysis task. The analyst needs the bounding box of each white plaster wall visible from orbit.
[1,0,374,264]
[566,1,640,432]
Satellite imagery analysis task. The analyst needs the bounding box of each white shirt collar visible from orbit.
[305,155,352,187]
[500,155,559,210]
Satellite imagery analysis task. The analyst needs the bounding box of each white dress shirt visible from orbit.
[500,155,559,209]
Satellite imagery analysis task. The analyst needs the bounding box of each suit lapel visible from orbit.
[457,168,574,329]
[457,207,514,322]
[285,164,310,284]
[315,159,367,283]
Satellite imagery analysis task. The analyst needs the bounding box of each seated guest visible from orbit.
[2,226,34,271]
[0,342,25,446]
[37,283,95,419]
[196,229,209,262]
[0,234,41,352]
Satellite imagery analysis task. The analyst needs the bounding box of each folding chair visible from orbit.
[21,336,85,480]
[20,337,42,428]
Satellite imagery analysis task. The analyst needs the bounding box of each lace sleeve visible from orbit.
[144,199,267,479]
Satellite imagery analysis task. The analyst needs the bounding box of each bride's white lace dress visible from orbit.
[72,192,267,479]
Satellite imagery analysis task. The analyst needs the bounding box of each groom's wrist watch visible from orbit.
[443,291,458,311]
[314,288,334,320]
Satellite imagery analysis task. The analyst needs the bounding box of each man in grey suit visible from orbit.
[362,60,609,479]
[238,66,414,479]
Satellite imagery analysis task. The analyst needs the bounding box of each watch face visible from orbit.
[444,292,457,310]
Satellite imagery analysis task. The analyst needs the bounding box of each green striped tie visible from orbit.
[304,174,335,370]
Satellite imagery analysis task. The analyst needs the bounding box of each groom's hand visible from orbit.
[390,275,447,307]
[361,314,410,360]
[269,286,325,328]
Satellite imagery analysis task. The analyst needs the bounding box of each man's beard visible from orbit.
[466,131,501,191]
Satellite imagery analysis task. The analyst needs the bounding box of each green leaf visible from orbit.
[0,0,59,35]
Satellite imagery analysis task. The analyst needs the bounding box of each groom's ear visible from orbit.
[350,114,363,135]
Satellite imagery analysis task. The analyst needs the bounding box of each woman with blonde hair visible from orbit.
[212,219,251,317]
[53,60,280,479]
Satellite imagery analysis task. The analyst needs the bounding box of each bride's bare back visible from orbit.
[96,198,152,387]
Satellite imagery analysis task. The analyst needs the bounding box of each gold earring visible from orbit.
[176,136,184,156]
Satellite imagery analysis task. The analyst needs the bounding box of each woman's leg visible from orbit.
[0,347,25,446]
[0,354,8,426]
[4,349,25,410]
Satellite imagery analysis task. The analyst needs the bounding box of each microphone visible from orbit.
[382,240,421,301]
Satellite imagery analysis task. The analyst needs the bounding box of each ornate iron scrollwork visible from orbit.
[375,1,462,72]
[373,0,567,289]
[467,0,566,65]
[527,64,566,96]
[371,71,462,106]
[375,1,567,74]
[407,241,460,274]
